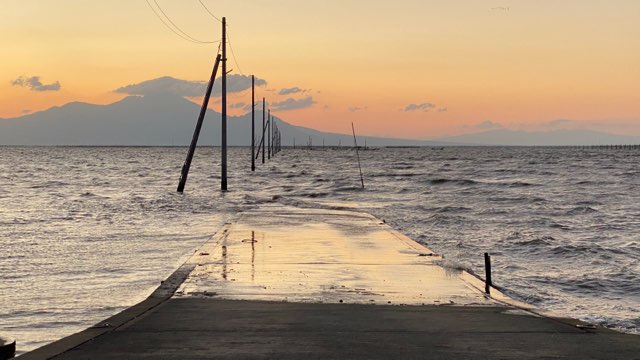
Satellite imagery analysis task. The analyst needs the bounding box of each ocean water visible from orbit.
[1,146,639,354]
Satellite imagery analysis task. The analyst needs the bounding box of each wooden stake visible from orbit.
[352,122,364,189]
[484,253,492,294]
[251,75,255,172]
[262,98,265,164]
[221,17,228,191]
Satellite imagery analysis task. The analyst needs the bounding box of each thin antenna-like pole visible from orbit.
[221,17,228,191]
[177,54,222,193]
[352,122,365,189]
[268,110,271,159]
[251,75,255,171]
[262,98,265,164]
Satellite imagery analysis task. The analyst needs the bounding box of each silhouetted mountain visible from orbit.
[0,95,450,146]
[436,129,640,146]
[3,96,636,146]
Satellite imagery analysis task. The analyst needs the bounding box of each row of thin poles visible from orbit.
[178,17,284,193]
[253,94,282,167]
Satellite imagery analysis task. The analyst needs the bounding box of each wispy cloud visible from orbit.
[438,107,448,113]
[271,96,315,111]
[222,75,267,95]
[278,87,306,96]
[349,106,367,112]
[11,76,61,92]
[403,102,436,112]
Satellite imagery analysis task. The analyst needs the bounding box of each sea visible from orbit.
[1,146,639,354]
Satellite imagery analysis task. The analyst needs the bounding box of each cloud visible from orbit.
[230,102,246,109]
[403,102,436,112]
[278,87,305,96]
[116,77,205,97]
[222,74,267,95]
[11,76,61,92]
[349,106,367,112]
[243,100,271,112]
[438,107,448,113]
[115,75,266,97]
[474,120,504,130]
[271,96,315,111]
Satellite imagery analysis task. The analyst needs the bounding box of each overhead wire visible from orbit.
[226,27,245,76]
[145,0,219,44]
[153,0,218,44]
[198,0,223,23]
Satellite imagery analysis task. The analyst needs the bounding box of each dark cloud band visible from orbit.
[11,76,61,92]
[115,75,267,97]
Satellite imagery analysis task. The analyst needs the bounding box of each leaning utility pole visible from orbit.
[221,17,228,191]
[251,75,255,172]
[176,54,222,193]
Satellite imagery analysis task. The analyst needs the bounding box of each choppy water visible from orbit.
[1,146,639,354]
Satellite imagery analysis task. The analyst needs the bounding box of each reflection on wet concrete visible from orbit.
[176,205,508,306]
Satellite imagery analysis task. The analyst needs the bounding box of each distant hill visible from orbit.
[2,96,637,146]
[436,128,640,146]
[0,95,451,147]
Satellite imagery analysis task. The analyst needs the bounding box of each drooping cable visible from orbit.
[145,0,219,44]
[226,28,245,76]
[198,0,223,23]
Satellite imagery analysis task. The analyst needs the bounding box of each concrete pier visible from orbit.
[21,206,640,359]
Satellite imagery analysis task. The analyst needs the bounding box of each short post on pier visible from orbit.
[484,252,492,295]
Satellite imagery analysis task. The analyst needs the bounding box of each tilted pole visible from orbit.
[221,17,228,191]
[177,53,222,193]
[268,110,271,159]
[251,75,255,172]
[255,123,267,160]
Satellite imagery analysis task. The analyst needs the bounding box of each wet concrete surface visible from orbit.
[21,205,640,359]
[175,205,514,306]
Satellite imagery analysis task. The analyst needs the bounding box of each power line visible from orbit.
[153,0,218,44]
[145,0,219,44]
[198,0,222,23]
[226,28,244,76]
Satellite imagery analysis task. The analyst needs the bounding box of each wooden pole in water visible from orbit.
[177,53,222,193]
[251,75,255,172]
[484,253,492,294]
[221,17,228,191]
[268,110,271,159]
[351,122,365,189]
[262,98,266,164]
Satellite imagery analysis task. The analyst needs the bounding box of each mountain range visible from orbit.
[1,95,638,146]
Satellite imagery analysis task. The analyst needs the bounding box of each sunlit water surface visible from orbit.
[1,146,638,354]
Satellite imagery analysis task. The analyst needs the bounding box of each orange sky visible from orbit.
[1,0,639,138]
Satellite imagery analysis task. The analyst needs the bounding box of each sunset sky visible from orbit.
[2,0,639,138]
